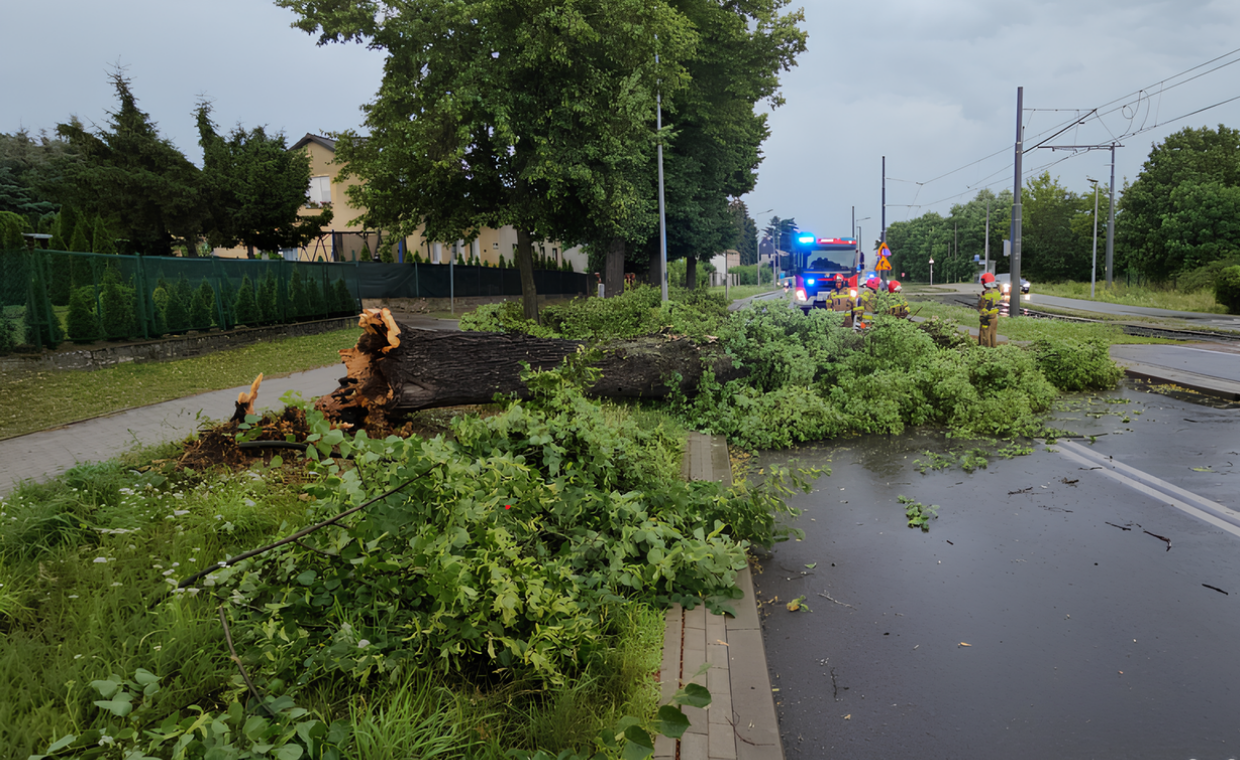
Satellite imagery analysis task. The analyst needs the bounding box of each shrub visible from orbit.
[210,360,809,688]
[288,268,307,319]
[98,266,137,340]
[332,278,355,315]
[66,285,101,343]
[189,279,216,329]
[24,255,63,348]
[163,276,191,332]
[233,275,260,326]
[0,308,16,354]
[258,271,279,324]
[1215,265,1240,314]
[1031,337,1124,391]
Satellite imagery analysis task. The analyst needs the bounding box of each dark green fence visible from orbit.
[0,250,589,353]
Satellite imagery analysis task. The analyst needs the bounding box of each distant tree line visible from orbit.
[883,124,1240,288]
[0,71,329,259]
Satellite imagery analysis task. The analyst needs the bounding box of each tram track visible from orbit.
[939,296,1240,344]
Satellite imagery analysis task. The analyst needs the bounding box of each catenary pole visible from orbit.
[881,156,887,243]
[1010,87,1023,318]
[1106,144,1116,288]
[1090,179,1099,298]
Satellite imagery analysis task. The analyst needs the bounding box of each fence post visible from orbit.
[211,256,228,330]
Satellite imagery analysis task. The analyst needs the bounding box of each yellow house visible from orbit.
[215,133,585,272]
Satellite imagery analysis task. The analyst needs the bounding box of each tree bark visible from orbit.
[315,309,744,425]
[685,256,697,290]
[604,236,625,298]
[516,226,540,322]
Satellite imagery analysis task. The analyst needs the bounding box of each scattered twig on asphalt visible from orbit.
[1203,584,1229,595]
[1008,487,1033,495]
[1144,530,1172,551]
[1105,522,1132,531]
[818,592,854,609]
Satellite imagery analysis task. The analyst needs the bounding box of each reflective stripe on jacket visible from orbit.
[853,289,875,317]
[830,289,853,311]
[979,289,1002,319]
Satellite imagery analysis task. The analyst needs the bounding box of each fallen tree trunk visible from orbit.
[316,309,745,426]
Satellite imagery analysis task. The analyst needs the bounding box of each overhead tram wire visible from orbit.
[895,45,1240,201]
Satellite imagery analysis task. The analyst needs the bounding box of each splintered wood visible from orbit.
[230,373,264,423]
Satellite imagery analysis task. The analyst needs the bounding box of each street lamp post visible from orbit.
[855,216,871,275]
[929,257,934,287]
[1087,178,1100,299]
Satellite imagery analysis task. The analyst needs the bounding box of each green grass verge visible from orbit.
[909,301,1176,344]
[0,328,358,441]
[706,284,776,302]
[0,416,671,760]
[1034,281,1226,314]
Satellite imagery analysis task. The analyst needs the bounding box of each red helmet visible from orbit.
[887,280,902,293]
[865,277,880,290]
[980,272,996,285]
[834,274,844,284]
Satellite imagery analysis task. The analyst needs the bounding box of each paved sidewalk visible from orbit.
[660,433,783,760]
[0,365,344,497]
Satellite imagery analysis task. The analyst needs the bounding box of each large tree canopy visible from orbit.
[196,103,331,258]
[1117,124,1240,280]
[278,0,696,320]
[0,130,73,222]
[54,73,202,256]
[635,0,806,289]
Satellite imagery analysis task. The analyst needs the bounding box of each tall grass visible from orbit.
[909,301,1173,344]
[0,429,670,760]
[1034,281,1226,314]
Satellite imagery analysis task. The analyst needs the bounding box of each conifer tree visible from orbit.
[304,276,324,318]
[257,271,277,324]
[332,278,354,315]
[98,265,136,339]
[67,285,101,343]
[24,255,63,348]
[164,275,191,332]
[288,269,307,319]
[190,279,216,328]
[92,216,117,254]
[233,275,260,326]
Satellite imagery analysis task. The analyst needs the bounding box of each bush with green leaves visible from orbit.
[461,285,729,344]
[208,359,809,690]
[234,275,261,326]
[189,279,216,329]
[1030,337,1124,391]
[98,266,137,340]
[66,285,101,343]
[1216,265,1240,314]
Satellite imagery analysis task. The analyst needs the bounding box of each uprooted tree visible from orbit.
[315,309,745,428]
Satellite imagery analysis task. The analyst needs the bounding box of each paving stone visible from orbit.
[706,608,728,642]
[726,628,782,757]
[684,602,707,631]
[709,719,738,760]
[680,729,709,760]
[726,566,761,631]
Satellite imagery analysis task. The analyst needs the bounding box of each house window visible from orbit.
[307,176,331,208]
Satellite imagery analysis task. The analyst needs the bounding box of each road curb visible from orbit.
[658,433,783,759]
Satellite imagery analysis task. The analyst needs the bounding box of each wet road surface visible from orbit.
[755,381,1240,759]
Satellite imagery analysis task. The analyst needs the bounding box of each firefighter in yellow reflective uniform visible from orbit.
[978,272,1002,347]
[886,280,909,318]
[852,277,880,329]
[829,274,854,327]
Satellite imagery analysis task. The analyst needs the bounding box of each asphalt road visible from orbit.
[755,381,1240,759]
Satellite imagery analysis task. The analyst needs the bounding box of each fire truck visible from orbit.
[788,234,873,313]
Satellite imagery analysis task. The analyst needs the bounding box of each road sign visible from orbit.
[875,256,892,272]
[876,241,892,257]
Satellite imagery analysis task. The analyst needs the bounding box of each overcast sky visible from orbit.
[5,0,1239,251]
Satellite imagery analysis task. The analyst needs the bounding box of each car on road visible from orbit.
[994,273,1030,294]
